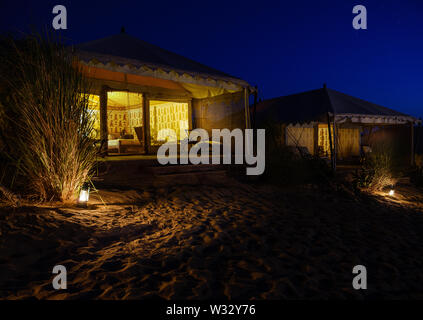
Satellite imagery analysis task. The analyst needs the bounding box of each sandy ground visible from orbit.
[1,177,423,300]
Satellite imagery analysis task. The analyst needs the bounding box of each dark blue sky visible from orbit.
[1,0,422,117]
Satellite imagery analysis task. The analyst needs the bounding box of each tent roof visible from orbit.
[256,87,419,125]
[73,32,249,89]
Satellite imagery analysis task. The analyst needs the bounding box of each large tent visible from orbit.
[72,31,254,154]
[256,86,419,166]
[75,32,250,98]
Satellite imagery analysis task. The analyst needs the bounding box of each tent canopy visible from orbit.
[256,87,419,125]
[73,32,251,98]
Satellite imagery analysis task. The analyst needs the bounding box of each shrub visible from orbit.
[0,33,97,202]
[353,142,398,191]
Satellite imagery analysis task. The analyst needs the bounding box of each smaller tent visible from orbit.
[255,86,420,165]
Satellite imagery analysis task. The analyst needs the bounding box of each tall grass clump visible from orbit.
[354,142,399,192]
[0,33,97,202]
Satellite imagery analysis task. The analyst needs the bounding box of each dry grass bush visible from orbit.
[0,33,96,202]
[354,142,399,192]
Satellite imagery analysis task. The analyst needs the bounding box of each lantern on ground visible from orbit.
[388,189,395,196]
[79,182,90,206]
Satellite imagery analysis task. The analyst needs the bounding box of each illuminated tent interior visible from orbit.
[149,100,189,145]
[88,91,143,138]
[74,31,254,155]
[87,92,190,153]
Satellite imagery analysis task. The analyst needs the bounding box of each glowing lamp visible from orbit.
[388,189,395,196]
[79,183,90,206]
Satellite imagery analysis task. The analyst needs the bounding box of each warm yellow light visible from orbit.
[388,189,395,196]
[79,189,89,203]
[149,100,189,144]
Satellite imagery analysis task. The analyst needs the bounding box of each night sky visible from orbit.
[0,0,422,118]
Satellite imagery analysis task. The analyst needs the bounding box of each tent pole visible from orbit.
[244,87,251,129]
[144,94,151,154]
[244,88,252,157]
[143,94,150,154]
[253,85,258,130]
[333,116,337,171]
[99,85,108,157]
[313,122,319,156]
[327,113,334,171]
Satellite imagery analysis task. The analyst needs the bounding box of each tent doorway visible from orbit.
[88,91,145,154]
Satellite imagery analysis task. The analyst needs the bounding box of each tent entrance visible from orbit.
[318,124,334,157]
[317,124,360,160]
[87,91,193,155]
[88,91,145,154]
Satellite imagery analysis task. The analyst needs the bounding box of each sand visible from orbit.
[1,177,423,299]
